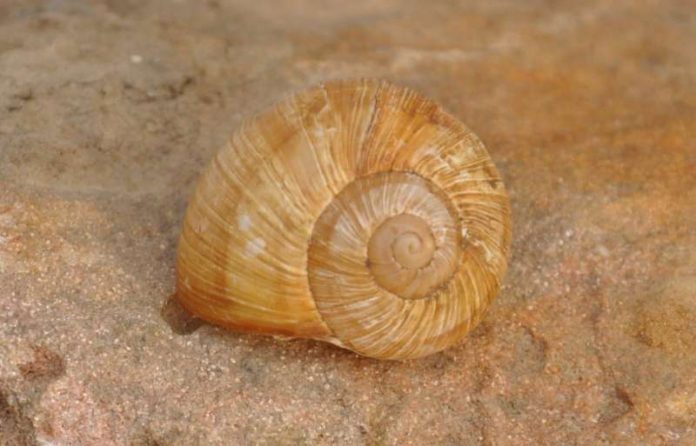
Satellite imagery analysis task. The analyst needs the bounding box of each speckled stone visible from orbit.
[1,0,694,444]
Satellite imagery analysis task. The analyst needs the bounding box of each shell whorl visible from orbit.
[176,79,511,360]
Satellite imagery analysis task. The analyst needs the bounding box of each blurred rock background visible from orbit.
[0,0,694,444]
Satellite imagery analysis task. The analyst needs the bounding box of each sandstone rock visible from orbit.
[1,0,694,444]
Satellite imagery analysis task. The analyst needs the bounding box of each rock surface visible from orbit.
[1,0,694,444]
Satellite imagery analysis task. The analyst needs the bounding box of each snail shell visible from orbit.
[176,79,511,360]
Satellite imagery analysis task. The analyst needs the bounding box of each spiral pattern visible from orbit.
[176,79,511,360]
[308,172,465,358]
[310,172,460,301]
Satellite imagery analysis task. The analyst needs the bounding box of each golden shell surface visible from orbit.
[176,79,511,360]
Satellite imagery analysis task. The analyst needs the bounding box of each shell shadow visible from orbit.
[160,293,204,335]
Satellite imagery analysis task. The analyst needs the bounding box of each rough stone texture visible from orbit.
[0,0,694,444]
